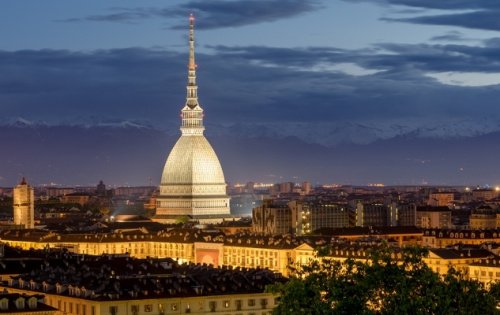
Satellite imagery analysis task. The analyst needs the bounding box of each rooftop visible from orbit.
[4,250,284,301]
[0,292,56,313]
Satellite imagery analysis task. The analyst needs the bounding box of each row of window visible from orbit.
[107,298,272,315]
[50,299,95,315]
[473,270,500,278]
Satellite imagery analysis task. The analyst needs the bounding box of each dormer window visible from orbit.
[28,297,37,309]
[56,284,64,294]
[15,297,25,310]
[0,298,8,311]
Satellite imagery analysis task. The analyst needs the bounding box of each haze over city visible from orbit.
[2,0,500,186]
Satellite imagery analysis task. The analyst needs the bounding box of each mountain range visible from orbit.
[0,118,499,186]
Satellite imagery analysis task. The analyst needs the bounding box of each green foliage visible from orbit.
[175,215,190,224]
[268,245,500,315]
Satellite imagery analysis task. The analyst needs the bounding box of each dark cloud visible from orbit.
[212,41,500,73]
[348,0,500,31]
[484,38,500,48]
[215,44,500,121]
[347,0,500,10]
[1,41,500,129]
[383,10,500,32]
[430,31,467,42]
[58,0,321,30]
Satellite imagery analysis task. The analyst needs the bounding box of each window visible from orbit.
[170,303,177,311]
[144,304,153,312]
[235,300,242,311]
[260,299,268,309]
[0,299,8,311]
[131,305,139,315]
[15,298,25,310]
[109,306,118,315]
[248,299,255,307]
[209,301,217,312]
[223,301,230,308]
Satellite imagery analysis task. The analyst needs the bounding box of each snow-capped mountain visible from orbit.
[4,117,500,147]
[210,118,500,146]
[0,118,499,186]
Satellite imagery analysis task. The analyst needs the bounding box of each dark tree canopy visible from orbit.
[268,245,499,315]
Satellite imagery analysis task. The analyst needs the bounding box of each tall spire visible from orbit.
[181,14,204,136]
[185,13,199,108]
[188,13,196,72]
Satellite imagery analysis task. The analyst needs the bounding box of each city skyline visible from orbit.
[1,0,500,186]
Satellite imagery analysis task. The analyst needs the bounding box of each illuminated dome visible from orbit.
[161,135,226,185]
[154,14,230,223]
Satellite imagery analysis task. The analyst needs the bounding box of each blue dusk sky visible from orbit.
[2,0,500,126]
[1,0,500,186]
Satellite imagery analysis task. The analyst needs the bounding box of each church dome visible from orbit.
[154,15,230,223]
[161,135,226,185]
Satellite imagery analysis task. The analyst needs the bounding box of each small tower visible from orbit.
[13,177,34,229]
[96,180,106,197]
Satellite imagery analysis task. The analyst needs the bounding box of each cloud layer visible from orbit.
[349,0,500,31]
[60,0,321,29]
[2,38,500,130]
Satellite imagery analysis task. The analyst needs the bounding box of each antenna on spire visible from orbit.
[181,13,204,132]
[188,13,196,71]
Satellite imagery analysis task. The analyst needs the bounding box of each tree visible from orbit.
[268,245,499,314]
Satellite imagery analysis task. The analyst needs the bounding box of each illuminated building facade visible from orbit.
[422,229,500,248]
[5,228,500,285]
[289,200,350,235]
[252,200,292,235]
[0,228,424,277]
[416,206,452,229]
[427,192,455,206]
[355,202,388,227]
[13,178,34,229]
[469,258,500,286]
[155,15,230,224]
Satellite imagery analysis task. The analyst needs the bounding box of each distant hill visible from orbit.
[0,122,499,186]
